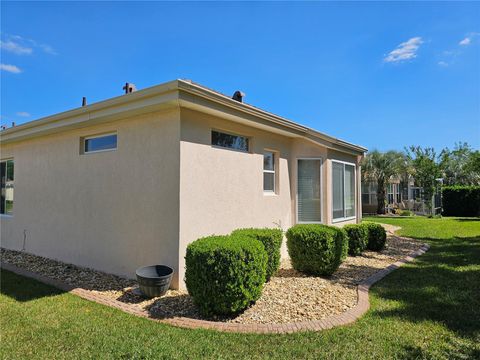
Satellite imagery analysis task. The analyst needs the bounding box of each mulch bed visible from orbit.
[0,224,423,324]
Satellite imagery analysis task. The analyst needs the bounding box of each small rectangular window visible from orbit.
[211,130,249,152]
[83,133,117,153]
[1,159,14,215]
[263,151,276,192]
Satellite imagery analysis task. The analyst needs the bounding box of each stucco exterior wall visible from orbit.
[0,109,182,287]
[177,109,362,288]
[178,109,294,286]
[1,102,363,291]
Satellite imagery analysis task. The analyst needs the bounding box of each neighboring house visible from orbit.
[362,175,423,214]
[0,79,366,289]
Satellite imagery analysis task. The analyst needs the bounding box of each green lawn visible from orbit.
[1,217,479,359]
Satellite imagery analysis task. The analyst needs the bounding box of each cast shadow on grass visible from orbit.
[0,269,65,302]
[370,236,480,337]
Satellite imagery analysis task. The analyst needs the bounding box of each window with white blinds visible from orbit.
[332,161,356,220]
[297,159,322,222]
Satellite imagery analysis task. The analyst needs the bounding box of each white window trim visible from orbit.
[82,132,117,154]
[331,160,357,223]
[263,150,277,194]
[296,157,323,224]
[1,158,14,217]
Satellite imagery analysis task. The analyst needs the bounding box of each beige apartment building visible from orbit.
[0,80,366,289]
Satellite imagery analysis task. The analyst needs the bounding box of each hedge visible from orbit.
[185,235,267,316]
[362,222,387,251]
[442,186,480,217]
[343,224,368,256]
[231,228,282,281]
[285,224,348,276]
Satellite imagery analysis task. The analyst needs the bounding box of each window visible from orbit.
[361,181,377,205]
[396,184,401,203]
[211,130,249,152]
[332,161,356,221]
[1,160,14,215]
[297,159,322,222]
[263,151,276,192]
[411,187,421,200]
[83,133,117,153]
[387,184,394,204]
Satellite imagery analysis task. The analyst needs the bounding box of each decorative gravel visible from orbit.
[0,224,423,324]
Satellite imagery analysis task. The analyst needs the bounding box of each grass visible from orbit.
[1,217,479,359]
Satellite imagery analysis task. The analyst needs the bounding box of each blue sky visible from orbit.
[1,2,479,152]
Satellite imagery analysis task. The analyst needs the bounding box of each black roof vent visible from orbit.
[123,82,137,94]
[232,90,245,103]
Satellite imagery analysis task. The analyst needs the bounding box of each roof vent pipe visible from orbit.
[11,122,15,127]
[123,82,137,94]
[82,97,87,107]
[232,90,245,103]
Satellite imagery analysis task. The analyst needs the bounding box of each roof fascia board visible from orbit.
[0,87,180,144]
[177,80,366,154]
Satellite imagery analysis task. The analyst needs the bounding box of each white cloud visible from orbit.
[0,64,22,73]
[0,40,33,55]
[384,37,423,63]
[459,32,480,46]
[16,112,31,117]
[459,37,471,46]
[1,34,57,55]
[438,61,449,67]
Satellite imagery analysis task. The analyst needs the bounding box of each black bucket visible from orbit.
[136,265,174,298]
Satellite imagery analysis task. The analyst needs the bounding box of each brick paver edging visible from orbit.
[1,243,430,334]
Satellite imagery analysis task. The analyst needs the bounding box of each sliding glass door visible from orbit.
[297,159,322,223]
[332,161,356,221]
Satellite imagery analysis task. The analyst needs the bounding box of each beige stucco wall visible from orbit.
[178,109,294,287]
[0,109,183,287]
[177,109,362,288]
[1,104,363,291]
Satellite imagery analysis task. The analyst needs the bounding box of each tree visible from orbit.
[439,143,480,185]
[362,150,404,214]
[405,146,441,215]
[465,150,480,177]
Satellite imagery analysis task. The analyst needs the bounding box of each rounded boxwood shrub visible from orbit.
[185,235,267,316]
[343,224,367,256]
[285,224,348,276]
[231,228,282,281]
[362,222,387,251]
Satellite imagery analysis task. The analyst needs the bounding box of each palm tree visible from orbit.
[362,150,405,214]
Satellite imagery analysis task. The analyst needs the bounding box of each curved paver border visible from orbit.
[1,243,430,334]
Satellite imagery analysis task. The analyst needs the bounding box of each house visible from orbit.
[361,175,423,214]
[0,79,367,289]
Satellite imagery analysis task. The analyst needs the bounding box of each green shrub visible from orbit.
[185,235,267,316]
[442,186,480,217]
[231,228,282,281]
[362,222,387,251]
[285,224,348,276]
[399,210,413,217]
[343,224,367,256]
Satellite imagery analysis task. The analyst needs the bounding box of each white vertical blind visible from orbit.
[332,162,344,219]
[333,161,356,220]
[297,159,321,222]
[345,164,355,217]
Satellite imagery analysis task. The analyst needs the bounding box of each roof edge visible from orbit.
[1,79,367,154]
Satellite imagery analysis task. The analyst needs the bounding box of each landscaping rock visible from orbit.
[0,231,422,325]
